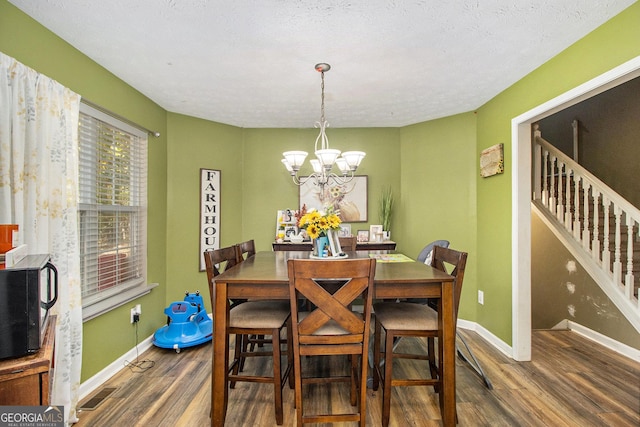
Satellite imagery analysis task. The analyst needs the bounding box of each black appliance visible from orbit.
[0,254,58,359]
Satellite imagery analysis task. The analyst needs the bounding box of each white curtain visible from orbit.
[0,52,83,425]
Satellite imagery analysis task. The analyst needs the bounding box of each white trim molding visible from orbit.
[553,320,640,363]
[512,55,640,361]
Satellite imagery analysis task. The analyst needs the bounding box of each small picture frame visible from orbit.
[357,230,369,243]
[284,225,298,241]
[369,224,383,242]
[338,224,352,237]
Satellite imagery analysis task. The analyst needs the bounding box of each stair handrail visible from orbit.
[534,128,640,224]
[533,125,639,332]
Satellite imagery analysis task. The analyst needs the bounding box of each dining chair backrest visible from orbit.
[338,236,357,252]
[287,258,376,349]
[203,246,241,303]
[237,239,256,261]
[287,257,376,426]
[429,245,467,321]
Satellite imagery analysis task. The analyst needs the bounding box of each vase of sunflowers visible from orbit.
[297,208,341,257]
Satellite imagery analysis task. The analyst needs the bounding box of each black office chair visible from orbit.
[408,240,450,304]
[417,239,451,264]
[415,240,492,389]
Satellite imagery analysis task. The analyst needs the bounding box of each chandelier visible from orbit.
[281,63,365,191]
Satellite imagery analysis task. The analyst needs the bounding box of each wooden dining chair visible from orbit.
[204,246,292,425]
[234,239,283,363]
[204,246,246,309]
[338,236,357,252]
[371,246,467,427]
[236,239,256,261]
[287,258,376,427]
[203,246,240,302]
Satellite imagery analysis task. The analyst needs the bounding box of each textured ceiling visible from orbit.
[8,0,635,128]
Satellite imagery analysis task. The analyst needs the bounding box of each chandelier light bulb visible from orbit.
[282,151,308,171]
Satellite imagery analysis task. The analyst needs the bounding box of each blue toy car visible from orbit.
[153,291,212,352]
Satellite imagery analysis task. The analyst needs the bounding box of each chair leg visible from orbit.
[372,320,382,391]
[292,333,303,425]
[350,353,358,406]
[239,334,250,372]
[427,337,439,393]
[359,354,368,427]
[287,320,295,390]
[271,329,284,425]
[230,334,243,389]
[382,329,394,427]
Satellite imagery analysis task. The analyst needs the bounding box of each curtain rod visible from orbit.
[80,98,160,138]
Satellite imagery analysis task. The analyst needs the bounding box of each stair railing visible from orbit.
[532,125,640,330]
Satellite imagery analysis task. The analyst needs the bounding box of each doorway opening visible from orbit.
[511,56,640,361]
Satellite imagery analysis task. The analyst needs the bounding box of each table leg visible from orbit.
[440,279,456,426]
[212,281,230,426]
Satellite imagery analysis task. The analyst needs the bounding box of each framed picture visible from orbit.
[299,176,368,222]
[480,143,504,178]
[276,209,298,240]
[284,225,298,241]
[357,230,369,243]
[338,224,352,237]
[369,224,383,242]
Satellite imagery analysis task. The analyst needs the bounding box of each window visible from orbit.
[79,103,150,320]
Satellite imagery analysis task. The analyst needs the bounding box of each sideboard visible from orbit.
[0,315,56,405]
[272,240,396,251]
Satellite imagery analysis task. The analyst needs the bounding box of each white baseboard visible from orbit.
[560,320,640,363]
[79,335,154,400]
[460,318,640,362]
[458,319,513,359]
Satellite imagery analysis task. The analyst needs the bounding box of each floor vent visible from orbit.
[78,387,118,411]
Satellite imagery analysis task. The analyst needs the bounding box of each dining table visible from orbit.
[210,250,457,426]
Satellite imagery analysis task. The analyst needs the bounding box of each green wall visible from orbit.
[165,113,244,304]
[399,113,478,321]
[475,2,640,343]
[2,0,639,382]
[0,0,170,381]
[240,127,402,252]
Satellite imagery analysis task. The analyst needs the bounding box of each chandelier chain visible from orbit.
[320,71,325,124]
[315,70,329,152]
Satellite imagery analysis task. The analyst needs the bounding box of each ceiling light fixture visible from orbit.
[281,63,365,194]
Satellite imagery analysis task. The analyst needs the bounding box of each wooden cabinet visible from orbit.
[272,241,396,251]
[0,315,56,406]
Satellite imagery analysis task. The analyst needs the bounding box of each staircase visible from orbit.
[532,125,640,333]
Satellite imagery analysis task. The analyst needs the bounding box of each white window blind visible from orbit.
[78,103,148,314]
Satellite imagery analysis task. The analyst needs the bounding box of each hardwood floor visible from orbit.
[75,329,640,426]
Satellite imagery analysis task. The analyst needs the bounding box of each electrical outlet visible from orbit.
[478,290,484,305]
[130,304,142,323]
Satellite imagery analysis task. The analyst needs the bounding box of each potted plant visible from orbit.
[379,186,393,235]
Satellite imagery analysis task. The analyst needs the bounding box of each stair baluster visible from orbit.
[532,124,639,332]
